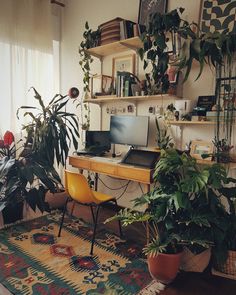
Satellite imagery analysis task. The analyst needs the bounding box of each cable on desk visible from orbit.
[98,176,130,190]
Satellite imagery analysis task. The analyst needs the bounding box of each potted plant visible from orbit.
[107,149,236,282]
[0,88,79,223]
[79,21,100,96]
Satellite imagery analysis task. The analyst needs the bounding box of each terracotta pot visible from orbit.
[180,247,211,272]
[148,252,182,285]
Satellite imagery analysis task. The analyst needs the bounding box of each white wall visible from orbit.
[60,0,235,208]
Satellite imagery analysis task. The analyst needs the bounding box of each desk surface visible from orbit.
[69,155,154,185]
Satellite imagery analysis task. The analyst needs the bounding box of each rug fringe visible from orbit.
[138,280,165,294]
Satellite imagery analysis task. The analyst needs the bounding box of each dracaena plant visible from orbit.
[0,88,79,213]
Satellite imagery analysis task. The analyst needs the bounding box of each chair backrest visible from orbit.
[65,170,96,204]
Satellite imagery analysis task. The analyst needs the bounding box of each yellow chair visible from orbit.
[58,170,122,255]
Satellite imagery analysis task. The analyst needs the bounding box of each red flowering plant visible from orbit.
[0,131,16,158]
[0,88,79,215]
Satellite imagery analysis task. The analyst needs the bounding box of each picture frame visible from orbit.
[167,65,178,84]
[138,0,168,27]
[112,54,135,78]
[199,0,236,34]
[190,140,214,161]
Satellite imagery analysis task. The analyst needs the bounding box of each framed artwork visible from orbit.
[190,140,214,161]
[167,66,178,84]
[199,0,236,34]
[138,0,168,27]
[112,54,135,78]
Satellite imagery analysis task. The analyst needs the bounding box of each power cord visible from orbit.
[116,181,131,200]
[98,176,130,190]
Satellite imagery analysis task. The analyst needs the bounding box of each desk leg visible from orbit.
[144,184,151,245]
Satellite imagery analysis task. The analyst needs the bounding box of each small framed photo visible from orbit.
[190,140,214,161]
[199,0,236,34]
[138,0,168,27]
[112,54,135,78]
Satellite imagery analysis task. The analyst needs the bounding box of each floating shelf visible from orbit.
[84,94,179,104]
[86,36,142,59]
[168,121,216,126]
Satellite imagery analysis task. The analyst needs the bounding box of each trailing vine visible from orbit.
[79,22,100,94]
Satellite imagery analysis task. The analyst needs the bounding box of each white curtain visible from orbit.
[0,0,54,135]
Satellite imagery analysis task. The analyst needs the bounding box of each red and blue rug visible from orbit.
[0,211,153,294]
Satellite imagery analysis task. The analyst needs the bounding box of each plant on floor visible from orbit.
[0,88,79,216]
[107,149,236,280]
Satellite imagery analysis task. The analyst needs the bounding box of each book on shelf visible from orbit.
[116,71,134,97]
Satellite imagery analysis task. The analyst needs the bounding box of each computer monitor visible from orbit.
[85,131,111,151]
[110,115,149,147]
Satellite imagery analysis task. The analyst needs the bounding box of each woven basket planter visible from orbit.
[215,250,236,276]
[180,247,211,272]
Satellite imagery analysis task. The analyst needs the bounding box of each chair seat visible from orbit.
[92,190,115,204]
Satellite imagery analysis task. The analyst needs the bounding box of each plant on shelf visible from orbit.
[107,149,236,282]
[155,117,174,149]
[0,88,79,222]
[79,21,100,96]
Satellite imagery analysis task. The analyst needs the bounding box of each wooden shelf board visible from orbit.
[84,94,179,104]
[168,121,216,126]
[86,36,142,58]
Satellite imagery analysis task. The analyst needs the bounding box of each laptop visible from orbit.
[77,131,111,156]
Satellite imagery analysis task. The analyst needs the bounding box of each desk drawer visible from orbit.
[69,157,91,169]
[90,161,116,175]
[117,165,151,183]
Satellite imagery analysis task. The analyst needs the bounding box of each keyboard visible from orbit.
[77,147,108,156]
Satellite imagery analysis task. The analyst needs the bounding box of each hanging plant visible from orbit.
[79,22,100,94]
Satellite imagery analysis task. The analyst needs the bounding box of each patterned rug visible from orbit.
[0,211,154,294]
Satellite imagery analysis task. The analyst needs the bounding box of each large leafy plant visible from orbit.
[138,8,236,93]
[107,149,236,258]
[0,88,79,213]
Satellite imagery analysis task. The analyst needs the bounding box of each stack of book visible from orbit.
[99,18,145,46]
[99,17,122,46]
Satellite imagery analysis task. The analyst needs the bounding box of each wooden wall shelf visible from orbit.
[168,121,216,126]
[84,94,179,104]
[86,36,142,59]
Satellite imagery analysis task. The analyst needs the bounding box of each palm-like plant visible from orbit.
[0,88,79,214]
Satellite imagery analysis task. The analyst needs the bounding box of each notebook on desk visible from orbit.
[77,131,111,156]
[121,149,160,169]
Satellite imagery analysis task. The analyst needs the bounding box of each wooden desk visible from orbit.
[69,155,154,193]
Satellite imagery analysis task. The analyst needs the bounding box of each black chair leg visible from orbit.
[90,205,95,224]
[90,205,100,256]
[114,199,123,238]
[58,197,70,237]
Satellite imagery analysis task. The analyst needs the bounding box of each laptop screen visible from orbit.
[85,131,111,151]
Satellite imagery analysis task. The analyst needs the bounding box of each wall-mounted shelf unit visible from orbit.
[86,36,142,59]
[84,94,179,105]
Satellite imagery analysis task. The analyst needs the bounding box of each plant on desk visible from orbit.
[107,149,236,283]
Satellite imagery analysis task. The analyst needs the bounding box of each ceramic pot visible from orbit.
[180,247,211,272]
[214,250,236,276]
[148,252,182,285]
